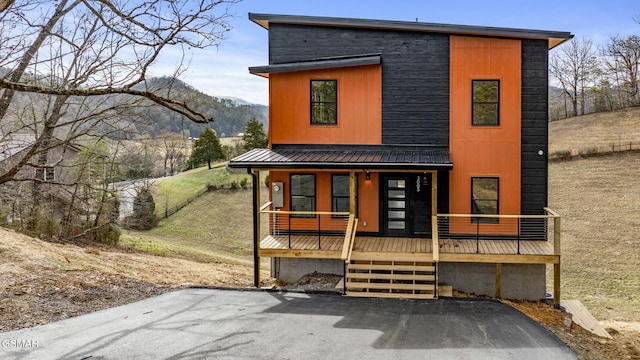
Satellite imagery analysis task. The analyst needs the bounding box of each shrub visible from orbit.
[581,147,600,157]
[240,177,248,189]
[123,187,158,230]
[85,223,121,245]
[230,180,239,189]
[550,150,572,162]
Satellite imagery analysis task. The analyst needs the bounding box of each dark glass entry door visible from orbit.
[382,174,432,236]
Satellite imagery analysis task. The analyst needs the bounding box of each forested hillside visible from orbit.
[135,77,268,138]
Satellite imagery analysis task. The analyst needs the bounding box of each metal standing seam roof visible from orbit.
[228,145,453,170]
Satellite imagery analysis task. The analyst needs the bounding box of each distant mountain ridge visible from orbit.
[132,76,268,138]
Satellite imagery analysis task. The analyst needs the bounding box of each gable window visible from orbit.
[310,80,337,125]
[35,167,55,182]
[290,174,316,217]
[472,80,500,126]
[471,177,499,222]
[332,174,358,217]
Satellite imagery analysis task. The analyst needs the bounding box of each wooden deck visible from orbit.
[259,234,558,264]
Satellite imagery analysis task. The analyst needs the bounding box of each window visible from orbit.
[310,80,337,125]
[332,174,358,217]
[35,167,55,182]
[472,80,500,126]
[290,174,316,217]
[471,177,499,222]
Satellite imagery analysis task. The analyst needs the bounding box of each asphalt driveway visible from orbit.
[1,288,576,359]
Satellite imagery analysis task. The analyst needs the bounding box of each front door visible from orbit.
[381,174,432,236]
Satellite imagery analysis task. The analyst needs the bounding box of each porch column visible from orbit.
[431,171,439,262]
[349,171,356,216]
[251,169,261,287]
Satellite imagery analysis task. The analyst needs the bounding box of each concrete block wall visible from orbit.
[438,263,547,300]
[271,258,344,283]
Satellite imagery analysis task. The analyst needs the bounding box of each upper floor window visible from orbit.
[290,174,316,217]
[310,80,337,125]
[332,174,358,217]
[35,167,55,182]
[472,80,500,126]
[471,177,499,223]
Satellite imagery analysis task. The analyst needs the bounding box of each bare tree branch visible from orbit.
[0,77,211,123]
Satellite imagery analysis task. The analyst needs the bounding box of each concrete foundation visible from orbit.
[271,258,547,300]
[438,263,547,300]
[271,257,344,283]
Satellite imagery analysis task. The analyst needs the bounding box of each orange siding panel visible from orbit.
[450,36,522,234]
[269,65,382,145]
[267,170,379,233]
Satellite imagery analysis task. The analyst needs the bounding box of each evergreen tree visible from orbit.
[125,186,157,230]
[242,118,268,152]
[187,128,226,169]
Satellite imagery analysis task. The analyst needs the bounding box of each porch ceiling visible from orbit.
[228,145,453,170]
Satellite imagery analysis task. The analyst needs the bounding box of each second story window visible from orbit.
[310,80,337,125]
[472,80,500,126]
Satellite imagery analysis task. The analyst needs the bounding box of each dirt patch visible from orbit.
[506,300,640,360]
[1,272,168,332]
[0,227,271,333]
[276,272,343,292]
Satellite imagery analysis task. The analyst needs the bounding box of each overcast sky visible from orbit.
[151,0,640,105]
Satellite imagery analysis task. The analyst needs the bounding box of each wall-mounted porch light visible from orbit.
[365,170,370,181]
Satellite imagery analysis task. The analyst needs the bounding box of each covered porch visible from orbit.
[257,204,561,303]
[229,145,561,303]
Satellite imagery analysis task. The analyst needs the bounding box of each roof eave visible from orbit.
[248,13,573,50]
[249,54,381,77]
[228,161,453,171]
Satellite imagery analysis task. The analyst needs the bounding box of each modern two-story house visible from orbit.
[229,13,572,301]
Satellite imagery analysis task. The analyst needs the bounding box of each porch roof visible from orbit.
[249,54,381,78]
[228,145,453,170]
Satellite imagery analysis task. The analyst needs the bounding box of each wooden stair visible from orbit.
[345,252,438,299]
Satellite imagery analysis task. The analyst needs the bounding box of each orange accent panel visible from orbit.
[269,65,382,145]
[449,36,522,234]
[357,172,379,233]
[268,171,379,233]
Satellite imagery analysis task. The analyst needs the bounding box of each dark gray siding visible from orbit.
[521,40,549,214]
[269,23,450,146]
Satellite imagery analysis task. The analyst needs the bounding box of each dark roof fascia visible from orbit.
[228,145,453,171]
[249,54,381,77]
[229,161,452,171]
[248,13,573,49]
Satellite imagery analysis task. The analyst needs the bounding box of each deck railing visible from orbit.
[434,208,561,255]
[341,215,358,262]
[260,202,351,250]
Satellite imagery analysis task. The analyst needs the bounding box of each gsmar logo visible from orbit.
[1,339,39,349]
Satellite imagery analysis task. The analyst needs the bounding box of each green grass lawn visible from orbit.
[123,182,271,269]
[151,163,251,217]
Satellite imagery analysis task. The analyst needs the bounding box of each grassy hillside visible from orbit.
[549,107,640,156]
[125,189,255,266]
[151,164,250,217]
[549,151,640,322]
[124,175,270,269]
